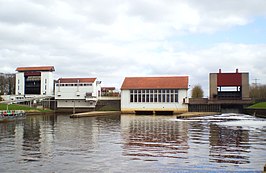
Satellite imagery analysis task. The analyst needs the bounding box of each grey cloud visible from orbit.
[0,0,266,92]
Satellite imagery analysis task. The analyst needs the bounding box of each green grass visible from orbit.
[248,102,266,109]
[0,103,52,113]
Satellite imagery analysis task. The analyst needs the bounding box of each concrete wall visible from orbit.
[15,73,24,95]
[57,99,96,108]
[209,73,217,99]
[41,72,54,96]
[121,89,188,114]
[55,84,94,100]
[242,73,249,99]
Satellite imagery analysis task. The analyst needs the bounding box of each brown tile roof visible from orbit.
[16,66,55,72]
[121,76,189,90]
[58,78,97,83]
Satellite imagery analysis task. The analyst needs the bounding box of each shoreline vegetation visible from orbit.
[0,103,52,113]
[248,102,266,109]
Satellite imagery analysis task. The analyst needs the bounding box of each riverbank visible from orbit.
[244,102,266,118]
[176,112,220,118]
[0,103,53,115]
[70,111,121,118]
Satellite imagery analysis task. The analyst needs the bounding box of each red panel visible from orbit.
[24,72,41,76]
[217,73,242,86]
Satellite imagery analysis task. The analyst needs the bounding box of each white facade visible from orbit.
[41,72,54,96]
[55,78,101,108]
[15,73,24,95]
[120,76,189,114]
[15,71,54,96]
[121,89,188,114]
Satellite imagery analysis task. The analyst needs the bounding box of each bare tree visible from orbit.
[191,85,204,98]
[0,73,15,95]
[250,84,266,101]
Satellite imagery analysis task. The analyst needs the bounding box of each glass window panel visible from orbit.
[166,94,170,102]
[138,93,141,102]
[150,93,153,102]
[154,93,158,102]
[142,92,146,102]
[130,94,133,102]
[175,93,178,102]
[162,94,165,102]
[158,94,161,102]
[171,94,174,102]
[146,93,149,102]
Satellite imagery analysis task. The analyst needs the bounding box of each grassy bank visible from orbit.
[248,102,266,109]
[0,103,52,113]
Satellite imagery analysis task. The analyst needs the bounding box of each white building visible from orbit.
[120,76,189,114]
[55,78,101,108]
[15,66,55,96]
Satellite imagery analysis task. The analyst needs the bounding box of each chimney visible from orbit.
[236,68,239,73]
[219,69,221,73]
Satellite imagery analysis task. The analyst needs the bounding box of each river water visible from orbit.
[0,113,266,172]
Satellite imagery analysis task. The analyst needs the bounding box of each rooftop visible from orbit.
[16,66,55,72]
[58,78,97,83]
[121,76,189,90]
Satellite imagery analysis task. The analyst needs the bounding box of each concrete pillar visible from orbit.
[209,73,217,99]
[242,73,249,99]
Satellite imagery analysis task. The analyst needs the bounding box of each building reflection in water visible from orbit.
[209,124,250,164]
[21,114,56,162]
[121,116,189,160]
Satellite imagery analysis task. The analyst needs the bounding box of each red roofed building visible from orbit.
[15,66,55,96]
[55,77,101,109]
[120,76,189,114]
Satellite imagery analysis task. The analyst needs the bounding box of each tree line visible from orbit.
[0,73,15,95]
[191,84,266,100]
[249,84,266,101]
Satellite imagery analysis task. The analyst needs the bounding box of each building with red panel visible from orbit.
[209,69,249,100]
[15,66,55,96]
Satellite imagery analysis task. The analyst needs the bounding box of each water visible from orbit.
[0,113,266,172]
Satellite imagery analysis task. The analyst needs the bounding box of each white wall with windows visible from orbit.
[41,72,54,96]
[55,83,94,100]
[121,89,188,113]
[55,80,101,108]
[15,73,24,95]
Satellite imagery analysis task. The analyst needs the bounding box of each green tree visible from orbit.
[191,85,204,98]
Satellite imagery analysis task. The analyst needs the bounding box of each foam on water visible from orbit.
[215,119,266,129]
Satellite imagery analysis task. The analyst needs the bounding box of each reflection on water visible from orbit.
[209,124,250,164]
[0,113,266,172]
[122,116,189,160]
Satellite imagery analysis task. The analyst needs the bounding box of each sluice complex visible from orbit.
[1,66,252,114]
[189,69,252,113]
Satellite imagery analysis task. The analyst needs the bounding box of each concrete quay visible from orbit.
[176,112,220,118]
[70,111,120,118]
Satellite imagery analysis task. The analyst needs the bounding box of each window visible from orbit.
[175,90,179,103]
[142,91,145,102]
[130,90,133,102]
[129,89,180,103]
[138,90,142,102]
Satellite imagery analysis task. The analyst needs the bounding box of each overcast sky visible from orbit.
[0,0,266,96]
